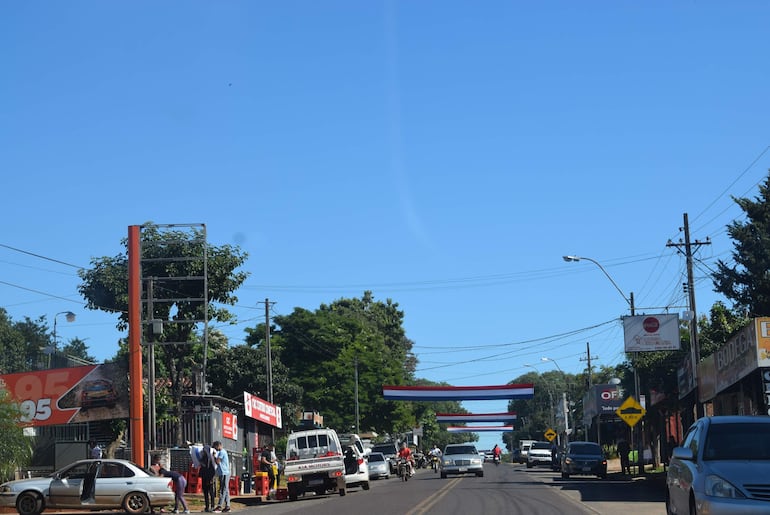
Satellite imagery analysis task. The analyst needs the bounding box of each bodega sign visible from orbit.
[623,314,680,352]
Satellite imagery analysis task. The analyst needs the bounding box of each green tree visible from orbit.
[713,173,770,316]
[0,388,33,481]
[77,224,249,445]
[271,292,416,434]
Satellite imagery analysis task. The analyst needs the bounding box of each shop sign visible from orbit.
[623,314,681,352]
[222,412,238,440]
[756,318,770,367]
[243,391,282,428]
[715,322,759,394]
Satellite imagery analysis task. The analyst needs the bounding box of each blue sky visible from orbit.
[2,1,770,450]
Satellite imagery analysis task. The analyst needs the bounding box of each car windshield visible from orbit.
[371,445,396,454]
[445,445,477,455]
[368,454,384,462]
[569,443,601,456]
[703,423,770,460]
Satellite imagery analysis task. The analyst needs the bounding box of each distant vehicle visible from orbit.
[80,379,117,409]
[526,442,554,469]
[283,428,346,500]
[666,415,770,515]
[440,443,483,479]
[519,439,537,464]
[366,452,390,480]
[0,459,174,515]
[370,442,399,474]
[342,434,370,491]
[560,442,607,479]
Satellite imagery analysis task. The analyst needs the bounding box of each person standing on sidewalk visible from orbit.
[196,444,217,512]
[212,441,231,513]
[617,438,631,475]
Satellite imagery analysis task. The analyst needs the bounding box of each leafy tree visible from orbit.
[78,224,248,445]
[697,301,749,357]
[271,292,416,434]
[61,337,97,364]
[0,388,33,481]
[0,308,29,374]
[713,173,770,316]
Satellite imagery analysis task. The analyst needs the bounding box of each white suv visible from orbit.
[343,434,370,491]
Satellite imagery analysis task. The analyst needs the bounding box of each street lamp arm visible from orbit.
[563,255,631,308]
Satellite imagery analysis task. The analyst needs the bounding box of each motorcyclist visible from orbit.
[493,444,502,463]
[398,442,415,476]
[429,444,442,470]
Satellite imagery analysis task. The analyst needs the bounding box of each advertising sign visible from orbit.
[222,412,238,441]
[714,321,758,394]
[755,318,770,367]
[623,314,680,352]
[243,391,282,428]
[0,363,129,426]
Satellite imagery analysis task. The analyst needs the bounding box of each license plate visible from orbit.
[582,467,591,472]
[458,467,467,472]
[308,479,323,486]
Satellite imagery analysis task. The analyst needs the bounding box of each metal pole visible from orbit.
[354,357,360,434]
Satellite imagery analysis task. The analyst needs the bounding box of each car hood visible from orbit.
[1,477,52,492]
[700,460,770,483]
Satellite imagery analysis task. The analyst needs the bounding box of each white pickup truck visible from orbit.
[283,428,346,501]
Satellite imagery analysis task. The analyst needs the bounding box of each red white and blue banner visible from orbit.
[436,412,517,423]
[447,426,514,433]
[382,384,534,401]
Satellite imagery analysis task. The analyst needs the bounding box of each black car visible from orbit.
[560,442,607,479]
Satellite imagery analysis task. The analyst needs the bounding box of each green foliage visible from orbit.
[713,173,770,317]
[77,224,249,445]
[0,389,33,481]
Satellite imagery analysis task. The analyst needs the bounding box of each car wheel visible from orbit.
[362,481,370,490]
[16,491,43,515]
[122,492,150,515]
[440,472,447,479]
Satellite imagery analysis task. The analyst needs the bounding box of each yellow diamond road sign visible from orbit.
[544,428,557,442]
[616,396,646,427]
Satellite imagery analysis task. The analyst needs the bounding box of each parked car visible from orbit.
[0,459,174,515]
[366,452,390,479]
[440,443,484,479]
[370,442,399,474]
[666,415,770,515]
[342,434,370,491]
[560,442,607,479]
[526,442,554,469]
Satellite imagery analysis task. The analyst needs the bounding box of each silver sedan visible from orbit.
[0,459,175,515]
[440,444,484,478]
[666,416,770,515]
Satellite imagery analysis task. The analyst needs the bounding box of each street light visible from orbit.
[562,256,634,315]
[540,357,570,443]
[51,311,76,368]
[540,356,563,373]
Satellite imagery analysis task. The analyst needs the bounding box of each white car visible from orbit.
[0,459,175,515]
[343,434,370,491]
[366,452,390,479]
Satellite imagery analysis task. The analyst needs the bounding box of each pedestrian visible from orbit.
[617,437,631,475]
[195,444,217,512]
[151,457,190,514]
[260,443,276,494]
[88,439,102,459]
[212,441,231,513]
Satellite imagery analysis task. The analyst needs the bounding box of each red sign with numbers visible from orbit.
[0,364,128,426]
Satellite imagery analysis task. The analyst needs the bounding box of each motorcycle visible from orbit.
[493,454,501,466]
[431,455,440,472]
[398,458,411,481]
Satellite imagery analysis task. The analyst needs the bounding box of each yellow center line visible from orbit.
[405,477,462,515]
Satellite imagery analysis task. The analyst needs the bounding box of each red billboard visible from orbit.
[243,391,282,428]
[0,363,129,426]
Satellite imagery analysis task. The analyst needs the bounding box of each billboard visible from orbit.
[0,363,129,426]
[243,391,282,428]
[623,314,680,352]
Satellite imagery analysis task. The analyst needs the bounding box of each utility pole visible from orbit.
[354,357,360,435]
[263,299,273,404]
[667,213,710,419]
[580,342,599,389]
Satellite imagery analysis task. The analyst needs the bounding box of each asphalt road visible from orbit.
[231,462,667,515]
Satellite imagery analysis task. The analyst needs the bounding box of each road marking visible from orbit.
[405,477,462,515]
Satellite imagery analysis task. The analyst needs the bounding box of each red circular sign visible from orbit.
[643,317,660,333]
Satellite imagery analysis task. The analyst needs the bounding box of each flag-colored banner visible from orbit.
[436,412,517,423]
[447,426,514,432]
[382,384,534,401]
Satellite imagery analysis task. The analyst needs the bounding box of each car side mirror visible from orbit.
[672,446,694,461]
